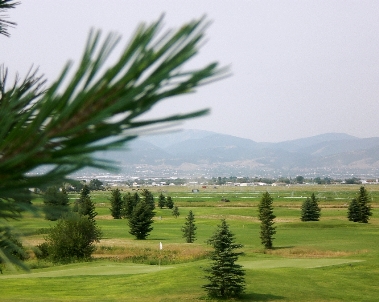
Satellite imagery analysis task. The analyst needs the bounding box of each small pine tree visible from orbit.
[78,185,97,221]
[172,205,180,218]
[258,192,276,249]
[128,199,155,239]
[182,210,196,243]
[109,188,123,219]
[141,189,155,210]
[43,186,70,221]
[166,196,174,209]
[301,193,321,221]
[348,186,372,223]
[348,198,360,222]
[203,219,245,298]
[158,192,166,209]
[122,192,139,219]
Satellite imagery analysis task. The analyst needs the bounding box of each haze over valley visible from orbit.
[80,130,379,180]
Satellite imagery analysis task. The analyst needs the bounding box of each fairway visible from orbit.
[0,262,173,279]
[1,258,364,280]
[1,184,379,301]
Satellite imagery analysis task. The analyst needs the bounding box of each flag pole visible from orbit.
[159,242,162,268]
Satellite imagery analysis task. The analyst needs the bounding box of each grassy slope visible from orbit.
[1,184,379,301]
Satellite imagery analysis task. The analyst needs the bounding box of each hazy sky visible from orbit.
[3,1,379,142]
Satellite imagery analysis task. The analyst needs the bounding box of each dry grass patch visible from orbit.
[265,246,368,258]
[93,241,210,264]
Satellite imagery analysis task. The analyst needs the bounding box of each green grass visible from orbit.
[1,184,379,301]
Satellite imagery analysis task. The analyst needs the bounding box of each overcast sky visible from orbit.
[3,1,379,142]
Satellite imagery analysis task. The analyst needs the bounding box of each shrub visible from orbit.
[44,213,102,263]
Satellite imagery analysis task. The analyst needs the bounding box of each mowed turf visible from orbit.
[1,184,379,301]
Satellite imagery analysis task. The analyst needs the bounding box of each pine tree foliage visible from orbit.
[122,192,139,219]
[77,185,97,221]
[158,192,166,209]
[141,189,155,210]
[128,199,155,240]
[0,225,28,270]
[43,186,70,221]
[203,219,245,298]
[172,205,180,218]
[348,186,372,223]
[166,196,174,209]
[0,2,226,267]
[89,179,103,191]
[182,210,196,243]
[0,0,18,37]
[258,191,276,249]
[109,188,122,219]
[301,193,321,221]
[348,198,360,222]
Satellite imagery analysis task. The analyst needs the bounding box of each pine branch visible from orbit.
[0,17,227,195]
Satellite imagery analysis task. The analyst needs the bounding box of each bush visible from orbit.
[35,242,50,260]
[44,213,102,263]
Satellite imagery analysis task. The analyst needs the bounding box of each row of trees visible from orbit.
[205,186,372,298]
[258,186,372,251]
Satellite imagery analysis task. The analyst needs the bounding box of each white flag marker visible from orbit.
[160,242,163,250]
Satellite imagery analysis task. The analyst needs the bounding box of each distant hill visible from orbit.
[95,130,379,178]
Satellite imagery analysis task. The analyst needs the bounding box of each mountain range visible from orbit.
[97,130,379,179]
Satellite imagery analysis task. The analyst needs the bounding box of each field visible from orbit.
[1,184,379,301]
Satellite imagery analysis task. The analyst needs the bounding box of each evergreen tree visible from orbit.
[348,198,360,222]
[141,189,155,210]
[109,188,123,219]
[128,199,155,239]
[301,193,321,221]
[203,219,245,298]
[89,179,103,191]
[122,192,139,219]
[158,192,166,209]
[182,210,196,243]
[172,205,180,218]
[43,186,70,221]
[166,196,174,209]
[78,185,97,221]
[258,192,276,249]
[348,186,372,223]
